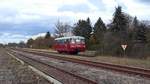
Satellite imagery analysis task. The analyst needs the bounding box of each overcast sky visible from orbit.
[0,0,150,44]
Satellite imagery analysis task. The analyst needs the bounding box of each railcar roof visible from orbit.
[55,36,84,40]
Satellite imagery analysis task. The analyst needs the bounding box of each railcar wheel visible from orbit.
[74,51,78,54]
[58,51,62,53]
[73,49,78,54]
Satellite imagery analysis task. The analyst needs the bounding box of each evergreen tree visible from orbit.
[132,16,139,42]
[105,6,129,56]
[45,31,51,39]
[133,16,138,28]
[27,38,34,48]
[111,6,128,32]
[135,23,147,43]
[131,17,147,58]
[110,6,129,43]
[87,17,91,26]
[93,17,106,43]
[133,17,147,44]
[73,18,92,40]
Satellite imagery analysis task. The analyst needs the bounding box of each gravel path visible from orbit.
[14,50,150,84]
[0,48,51,84]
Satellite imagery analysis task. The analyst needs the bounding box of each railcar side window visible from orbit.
[66,39,69,43]
[70,38,75,44]
[55,40,59,44]
[75,38,85,44]
[60,39,64,44]
[55,37,85,44]
[76,38,80,43]
[56,40,63,44]
[81,39,85,44]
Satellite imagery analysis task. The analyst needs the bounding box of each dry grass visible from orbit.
[88,56,150,69]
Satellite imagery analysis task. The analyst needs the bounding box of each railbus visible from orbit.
[54,36,86,54]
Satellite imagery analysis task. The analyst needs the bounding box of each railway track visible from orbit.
[11,48,150,79]
[9,50,97,84]
[23,48,95,57]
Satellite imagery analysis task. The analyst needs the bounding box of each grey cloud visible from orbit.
[58,4,90,13]
[88,0,105,11]
[0,8,18,17]
[137,0,150,4]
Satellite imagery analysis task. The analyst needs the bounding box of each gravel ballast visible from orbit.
[0,48,51,84]
[14,50,150,84]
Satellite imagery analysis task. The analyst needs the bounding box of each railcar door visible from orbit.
[65,39,70,52]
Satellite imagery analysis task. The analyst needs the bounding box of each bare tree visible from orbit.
[54,20,71,37]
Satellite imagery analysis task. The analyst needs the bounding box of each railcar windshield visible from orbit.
[75,38,85,44]
[70,38,85,44]
[55,39,66,44]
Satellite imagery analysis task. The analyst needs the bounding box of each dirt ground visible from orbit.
[0,48,51,84]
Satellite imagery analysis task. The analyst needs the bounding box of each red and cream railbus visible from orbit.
[54,36,86,54]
